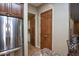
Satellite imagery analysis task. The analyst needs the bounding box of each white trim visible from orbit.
[24,3,28,56]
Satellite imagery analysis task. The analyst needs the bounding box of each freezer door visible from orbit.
[0,16,7,51]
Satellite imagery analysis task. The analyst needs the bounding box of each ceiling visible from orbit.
[29,3,43,7]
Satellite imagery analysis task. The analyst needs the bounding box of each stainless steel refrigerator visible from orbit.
[0,16,23,55]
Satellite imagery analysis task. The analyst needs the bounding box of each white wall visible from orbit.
[28,5,37,14]
[53,4,69,55]
[38,3,69,56]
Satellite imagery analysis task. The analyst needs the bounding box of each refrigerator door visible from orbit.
[18,19,23,46]
[0,16,7,51]
[8,17,18,49]
[0,16,23,54]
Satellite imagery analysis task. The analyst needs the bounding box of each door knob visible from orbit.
[44,34,48,38]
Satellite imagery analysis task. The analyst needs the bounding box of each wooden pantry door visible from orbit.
[41,9,52,50]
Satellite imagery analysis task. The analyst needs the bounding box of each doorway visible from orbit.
[28,13,35,46]
[40,9,52,50]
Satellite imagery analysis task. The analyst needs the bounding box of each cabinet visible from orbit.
[0,3,8,15]
[11,4,23,18]
[0,3,23,18]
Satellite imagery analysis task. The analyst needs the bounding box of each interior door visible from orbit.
[41,9,52,50]
[29,14,35,46]
[74,21,79,34]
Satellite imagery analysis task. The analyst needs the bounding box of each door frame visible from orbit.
[40,9,52,50]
